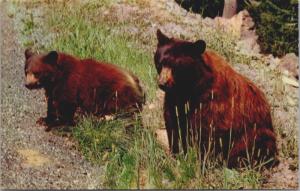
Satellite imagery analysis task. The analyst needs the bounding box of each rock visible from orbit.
[148,103,155,110]
[104,115,114,121]
[236,37,260,56]
[160,23,186,37]
[236,10,260,55]
[155,128,169,153]
[213,10,262,56]
[287,96,297,106]
[267,55,280,70]
[278,53,299,79]
[214,10,244,37]
[282,75,299,88]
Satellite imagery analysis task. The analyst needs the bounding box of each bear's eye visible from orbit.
[33,72,41,78]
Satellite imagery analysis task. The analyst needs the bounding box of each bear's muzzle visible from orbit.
[158,67,174,91]
[25,73,42,89]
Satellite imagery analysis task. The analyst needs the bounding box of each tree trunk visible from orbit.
[223,0,237,18]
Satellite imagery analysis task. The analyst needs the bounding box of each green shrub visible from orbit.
[175,0,225,18]
[174,0,250,18]
[247,0,298,56]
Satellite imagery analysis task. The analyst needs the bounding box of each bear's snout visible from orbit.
[25,73,41,89]
[158,67,174,91]
[25,83,41,89]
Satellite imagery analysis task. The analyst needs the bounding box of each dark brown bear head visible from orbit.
[154,29,213,93]
[24,49,60,89]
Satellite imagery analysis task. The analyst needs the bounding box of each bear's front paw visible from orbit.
[36,117,48,126]
[36,117,55,126]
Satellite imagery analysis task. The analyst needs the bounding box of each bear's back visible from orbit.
[65,57,144,114]
[200,50,273,131]
[79,59,142,96]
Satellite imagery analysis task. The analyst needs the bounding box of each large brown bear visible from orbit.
[154,29,278,168]
[24,49,145,128]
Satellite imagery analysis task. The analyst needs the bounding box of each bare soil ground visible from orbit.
[0,2,103,189]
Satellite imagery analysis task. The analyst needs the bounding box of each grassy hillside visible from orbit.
[10,0,298,189]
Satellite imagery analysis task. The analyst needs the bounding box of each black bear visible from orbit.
[24,49,144,129]
[154,29,278,167]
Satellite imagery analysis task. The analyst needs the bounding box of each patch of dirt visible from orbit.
[262,158,298,189]
[17,149,51,168]
[0,2,103,189]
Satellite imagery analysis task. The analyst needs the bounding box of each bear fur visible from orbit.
[154,29,277,168]
[24,49,145,128]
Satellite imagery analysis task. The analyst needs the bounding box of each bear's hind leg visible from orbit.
[254,128,278,168]
[227,128,278,168]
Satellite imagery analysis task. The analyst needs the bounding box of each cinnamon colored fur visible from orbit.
[24,49,144,128]
[154,30,277,168]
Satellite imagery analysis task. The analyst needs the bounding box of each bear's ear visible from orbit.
[25,48,34,60]
[44,51,58,65]
[157,29,171,45]
[193,40,206,54]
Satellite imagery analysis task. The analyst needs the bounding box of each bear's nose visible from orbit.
[25,83,34,89]
[24,81,41,89]
[158,76,168,89]
[158,77,173,91]
[158,82,164,88]
[158,67,174,91]
[158,83,168,91]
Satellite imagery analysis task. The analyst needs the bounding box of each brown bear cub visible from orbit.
[154,29,278,168]
[24,49,145,128]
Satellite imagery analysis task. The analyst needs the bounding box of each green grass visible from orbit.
[51,21,156,99]
[72,116,263,189]
[72,116,134,163]
[44,1,157,101]
[14,0,298,189]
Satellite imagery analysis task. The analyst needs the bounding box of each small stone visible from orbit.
[104,115,114,121]
[148,103,155,109]
[282,76,299,88]
[278,53,299,79]
[287,96,296,106]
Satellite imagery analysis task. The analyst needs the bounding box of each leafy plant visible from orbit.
[247,0,298,56]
